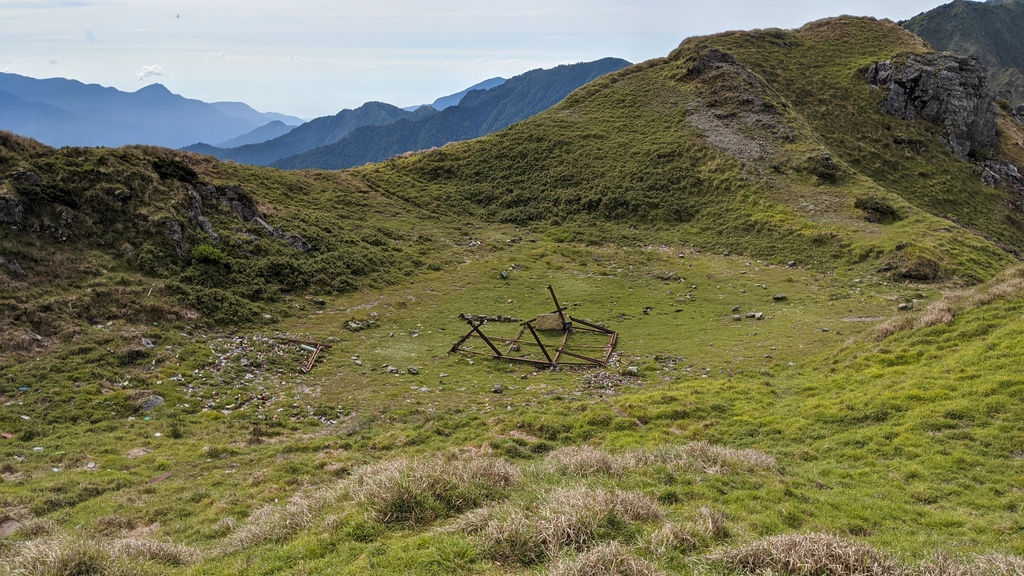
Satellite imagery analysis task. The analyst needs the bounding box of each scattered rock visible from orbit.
[0,194,24,227]
[0,254,27,278]
[773,294,787,301]
[407,366,419,375]
[283,231,311,252]
[0,519,22,537]
[10,170,41,188]
[733,315,742,321]
[500,270,509,279]
[897,302,913,310]
[384,365,399,374]
[754,312,763,320]
[141,338,156,349]
[491,383,503,394]
[786,260,796,267]
[626,366,640,375]
[140,395,165,411]
[867,54,999,160]
[187,188,220,242]
[159,218,187,257]
[732,305,741,312]
[214,184,261,222]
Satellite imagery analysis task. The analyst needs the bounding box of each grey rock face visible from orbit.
[215,184,260,222]
[0,194,23,227]
[187,189,220,243]
[140,395,165,411]
[1011,105,1024,125]
[867,54,999,160]
[0,254,27,277]
[161,218,187,257]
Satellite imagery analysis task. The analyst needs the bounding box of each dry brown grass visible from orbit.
[626,441,777,475]
[917,552,1024,576]
[545,442,776,480]
[711,533,901,576]
[874,265,1024,340]
[550,541,667,576]
[1,533,201,575]
[458,487,664,566]
[221,485,339,552]
[547,445,626,477]
[347,456,518,526]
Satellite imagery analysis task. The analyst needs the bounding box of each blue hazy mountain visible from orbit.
[404,77,508,111]
[271,58,631,170]
[209,102,304,127]
[183,102,438,166]
[0,73,298,148]
[214,120,298,148]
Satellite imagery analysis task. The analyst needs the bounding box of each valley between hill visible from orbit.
[1,16,1024,576]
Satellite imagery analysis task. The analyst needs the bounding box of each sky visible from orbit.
[0,0,950,120]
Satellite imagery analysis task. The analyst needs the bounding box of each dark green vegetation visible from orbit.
[904,0,1024,105]
[2,15,1024,575]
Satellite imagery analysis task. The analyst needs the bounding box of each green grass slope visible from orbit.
[3,15,1024,576]
[904,0,1024,105]
[358,17,1024,284]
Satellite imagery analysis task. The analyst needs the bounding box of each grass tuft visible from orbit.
[550,540,667,576]
[711,533,901,576]
[347,456,518,526]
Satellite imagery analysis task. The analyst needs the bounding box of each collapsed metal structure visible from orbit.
[450,285,617,368]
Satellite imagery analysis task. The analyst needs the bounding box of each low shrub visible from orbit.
[711,533,900,576]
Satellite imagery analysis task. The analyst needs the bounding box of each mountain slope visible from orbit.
[0,74,263,148]
[209,101,304,127]
[355,17,1024,283]
[271,58,632,170]
[903,0,1024,105]
[183,102,437,166]
[427,76,507,110]
[214,120,297,148]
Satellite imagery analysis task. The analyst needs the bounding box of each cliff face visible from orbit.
[867,53,999,159]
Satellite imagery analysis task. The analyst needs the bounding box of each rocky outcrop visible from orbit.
[867,54,999,160]
[0,253,27,278]
[160,218,187,257]
[212,184,260,222]
[187,189,220,243]
[0,194,23,227]
[1012,104,1024,125]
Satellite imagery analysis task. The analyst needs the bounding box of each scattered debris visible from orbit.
[148,472,173,485]
[773,294,788,301]
[407,366,419,375]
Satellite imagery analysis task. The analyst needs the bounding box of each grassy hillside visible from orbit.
[2,15,1024,576]
[904,0,1024,105]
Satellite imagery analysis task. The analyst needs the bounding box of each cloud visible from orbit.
[135,65,163,80]
[83,26,98,42]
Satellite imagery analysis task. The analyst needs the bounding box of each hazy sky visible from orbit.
[1,0,948,119]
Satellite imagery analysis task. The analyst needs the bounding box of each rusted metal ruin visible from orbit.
[273,337,331,373]
[450,285,617,368]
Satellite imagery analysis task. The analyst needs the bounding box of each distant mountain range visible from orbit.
[187,59,629,170]
[903,0,1024,105]
[0,73,303,148]
[404,77,507,111]
[184,102,437,166]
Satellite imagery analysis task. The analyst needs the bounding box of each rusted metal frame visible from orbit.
[568,316,614,334]
[301,345,324,373]
[603,331,619,364]
[463,334,611,350]
[451,347,561,366]
[525,322,554,364]
[551,329,571,364]
[547,284,568,326]
[505,325,527,356]
[275,337,333,349]
[464,318,504,357]
[556,348,607,365]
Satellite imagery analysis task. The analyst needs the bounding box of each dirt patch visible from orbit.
[126,447,152,459]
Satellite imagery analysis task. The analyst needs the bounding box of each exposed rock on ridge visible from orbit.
[867,54,999,160]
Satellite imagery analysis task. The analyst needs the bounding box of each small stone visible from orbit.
[407,366,419,375]
[439,373,450,378]
[491,384,503,394]
[754,312,764,320]
[626,366,639,375]
[746,312,756,318]
[500,270,509,279]
[732,305,741,312]
[733,315,742,321]
[786,261,796,267]
[87,462,96,469]
[385,366,399,374]
[773,294,787,301]
[353,360,363,366]
[141,395,165,411]
[142,338,155,349]
[0,519,22,537]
